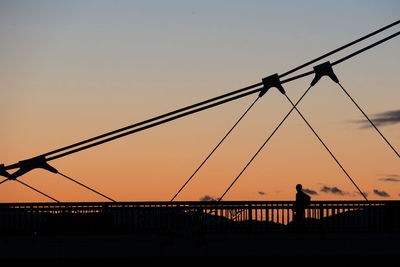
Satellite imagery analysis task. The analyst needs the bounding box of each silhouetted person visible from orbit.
[294,184,311,229]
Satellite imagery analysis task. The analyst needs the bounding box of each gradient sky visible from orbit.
[0,0,399,202]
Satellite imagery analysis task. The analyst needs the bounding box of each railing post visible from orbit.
[248,204,252,221]
[321,207,325,232]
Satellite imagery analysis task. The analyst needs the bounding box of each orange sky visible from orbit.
[0,1,399,202]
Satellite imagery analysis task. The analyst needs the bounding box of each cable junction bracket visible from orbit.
[259,73,286,97]
[310,61,339,86]
[7,156,58,181]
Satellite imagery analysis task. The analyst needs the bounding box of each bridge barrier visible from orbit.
[0,201,399,235]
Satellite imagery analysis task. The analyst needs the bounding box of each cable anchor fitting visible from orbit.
[8,156,58,181]
[259,73,286,97]
[0,164,10,178]
[310,61,339,87]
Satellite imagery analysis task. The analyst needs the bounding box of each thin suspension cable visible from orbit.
[218,85,313,201]
[339,82,400,158]
[9,21,399,163]
[337,82,399,158]
[57,172,116,202]
[280,20,400,78]
[171,96,260,201]
[15,179,60,203]
[284,94,368,201]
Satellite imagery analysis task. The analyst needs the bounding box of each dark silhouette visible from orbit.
[294,184,311,227]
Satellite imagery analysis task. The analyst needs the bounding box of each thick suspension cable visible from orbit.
[3,25,400,173]
[15,180,60,203]
[40,83,261,158]
[44,20,398,157]
[170,96,260,201]
[280,20,400,78]
[45,88,263,162]
[284,94,368,201]
[0,22,398,204]
[337,82,399,158]
[280,30,400,85]
[23,28,400,163]
[58,172,116,202]
[218,85,313,201]
[3,21,397,169]
[331,31,400,67]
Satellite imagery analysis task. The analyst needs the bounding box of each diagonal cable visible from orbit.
[337,82,399,158]
[57,171,116,202]
[218,85,313,201]
[171,96,260,201]
[15,179,60,203]
[284,94,368,201]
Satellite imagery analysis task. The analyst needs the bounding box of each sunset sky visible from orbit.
[0,0,399,202]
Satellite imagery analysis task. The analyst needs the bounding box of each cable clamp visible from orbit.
[8,156,58,180]
[259,73,286,97]
[310,61,339,86]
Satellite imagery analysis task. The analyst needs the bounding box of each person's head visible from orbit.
[296,184,302,192]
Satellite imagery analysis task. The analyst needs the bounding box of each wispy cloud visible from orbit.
[199,195,220,201]
[320,186,347,195]
[373,189,390,197]
[378,174,400,182]
[353,109,400,128]
[379,177,400,182]
[258,191,266,196]
[303,188,318,195]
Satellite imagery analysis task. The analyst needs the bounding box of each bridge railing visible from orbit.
[0,201,399,234]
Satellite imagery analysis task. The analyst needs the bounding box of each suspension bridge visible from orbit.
[0,20,399,242]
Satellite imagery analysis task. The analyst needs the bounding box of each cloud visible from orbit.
[257,191,266,196]
[320,186,346,195]
[373,189,390,197]
[378,174,400,182]
[303,188,318,195]
[354,109,400,128]
[379,177,400,182]
[199,195,220,201]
